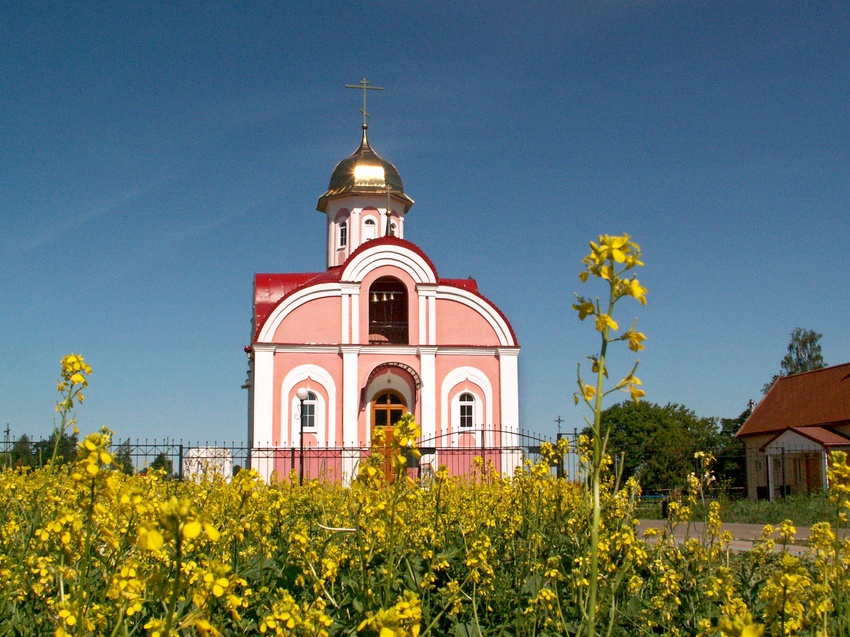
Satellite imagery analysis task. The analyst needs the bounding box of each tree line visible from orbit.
[587,327,827,494]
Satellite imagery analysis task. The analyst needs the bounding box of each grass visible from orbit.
[637,491,840,527]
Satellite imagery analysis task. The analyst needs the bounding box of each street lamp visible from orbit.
[296,387,309,485]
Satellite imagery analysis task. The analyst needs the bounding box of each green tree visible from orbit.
[32,430,78,467]
[10,434,34,468]
[113,438,134,474]
[592,401,720,492]
[763,327,827,394]
[150,452,174,477]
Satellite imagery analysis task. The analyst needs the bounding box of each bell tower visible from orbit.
[315,80,414,269]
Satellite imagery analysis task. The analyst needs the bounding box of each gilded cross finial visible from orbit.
[345,77,384,127]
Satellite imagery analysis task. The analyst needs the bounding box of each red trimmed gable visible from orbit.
[251,237,519,346]
[737,362,850,437]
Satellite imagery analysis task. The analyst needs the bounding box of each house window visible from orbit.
[339,221,347,248]
[300,392,317,429]
[793,458,804,483]
[459,393,475,428]
[363,218,377,241]
[368,276,408,344]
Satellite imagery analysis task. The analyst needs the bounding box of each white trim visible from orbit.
[341,346,360,448]
[498,349,520,443]
[342,244,438,284]
[257,284,342,342]
[252,346,275,446]
[440,366,494,443]
[341,293,350,344]
[280,365,337,447]
[419,347,437,440]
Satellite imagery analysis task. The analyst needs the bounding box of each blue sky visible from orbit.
[2,2,848,444]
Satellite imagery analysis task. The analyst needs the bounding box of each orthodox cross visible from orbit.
[345,77,384,126]
[555,415,564,436]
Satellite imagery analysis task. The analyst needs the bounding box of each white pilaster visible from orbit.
[252,345,276,481]
[341,345,361,484]
[418,347,437,440]
[498,348,521,478]
[417,285,437,346]
[340,283,359,345]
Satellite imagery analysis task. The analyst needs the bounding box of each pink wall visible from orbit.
[272,352,343,446]
[435,299,500,346]
[273,297,341,343]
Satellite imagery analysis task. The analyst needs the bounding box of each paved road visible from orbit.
[636,520,848,556]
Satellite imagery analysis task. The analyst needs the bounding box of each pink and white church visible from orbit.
[247,121,520,482]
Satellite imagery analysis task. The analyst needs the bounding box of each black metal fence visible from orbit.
[1,429,584,483]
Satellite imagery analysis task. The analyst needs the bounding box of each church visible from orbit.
[246,98,520,482]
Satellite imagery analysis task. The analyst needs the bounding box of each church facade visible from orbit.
[247,123,520,482]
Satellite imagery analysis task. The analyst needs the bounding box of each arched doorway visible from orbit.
[371,389,407,479]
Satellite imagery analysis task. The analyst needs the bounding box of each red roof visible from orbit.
[251,237,518,344]
[737,362,850,437]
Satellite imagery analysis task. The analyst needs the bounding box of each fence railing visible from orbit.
[0,429,586,483]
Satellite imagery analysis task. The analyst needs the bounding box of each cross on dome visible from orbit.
[345,77,384,128]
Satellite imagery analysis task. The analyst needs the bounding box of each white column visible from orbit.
[418,347,437,441]
[428,296,436,345]
[252,345,276,481]
[341,345,361,483]
[498,348,521,477]
[326,218,334,268]
[342,294,349,344]
[340,284,359,345]
[351,290,360,344]
[417,286,437,346]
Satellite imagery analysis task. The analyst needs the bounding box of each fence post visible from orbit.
[178,443,184,481]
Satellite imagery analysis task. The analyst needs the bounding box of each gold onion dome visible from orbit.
[317,124,414,213]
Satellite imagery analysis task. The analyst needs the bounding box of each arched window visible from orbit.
[369,276,408,344]
[389,221,397,236]
[459,393,475,428]
[363,218,377,241]
[372,389,407,429]
[301,392,317,429]
[339,221,347,248]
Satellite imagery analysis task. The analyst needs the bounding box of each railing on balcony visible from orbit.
[368,321,408,344]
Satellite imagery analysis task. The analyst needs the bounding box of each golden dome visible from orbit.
[317,124,414,213]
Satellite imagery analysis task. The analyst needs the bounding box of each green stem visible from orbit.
[163,532,182,637]
[587,278,617,637]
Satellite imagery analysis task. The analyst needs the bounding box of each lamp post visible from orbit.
[296,387,309,485]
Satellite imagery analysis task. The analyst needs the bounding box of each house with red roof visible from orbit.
[736,362,850,500]
[245,122,520,482]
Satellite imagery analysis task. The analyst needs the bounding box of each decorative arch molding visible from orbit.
[257,283,342,342]
[439,366,494,441]
[280,365,337,447]
[436,287,516,347]
[342,244,437,285]
[366,362,422,390]
[363,372,414,424]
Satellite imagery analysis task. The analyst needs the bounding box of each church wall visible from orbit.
[272,297,342,344]
[434,299,501,346]
[271,351,343,448]
[356,352,422,443]
[434,354,503,446]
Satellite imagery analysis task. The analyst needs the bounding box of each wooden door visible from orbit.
[372,390,407,479]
